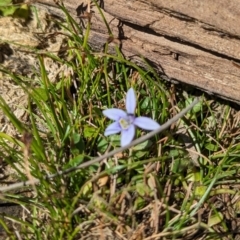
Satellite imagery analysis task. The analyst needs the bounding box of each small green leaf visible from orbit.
[132,140,152,158]
[172,158,189,173]
[0,6,15,16]
[67,154,84,167]
[34,88,48,101]
[109,134,121,146]
[133,150,148,158]
[233,199,240,214]
[186,171,201,182]
[72,132,81,144]
[71,134,85,154]
[132,140,152,151]
[136,182,151,197]
[185,98,202,113]
[0,4,30,19]
[0,0,12,6]
[97,137,108,152]
[134,197,145,209]
[98,134,121,148]
[105,164,126,174]
[93,107,102,117]
[195,185,207,197]
[208,212,223,227]
[81,182,92,198]
[83,125,98,138]
[205,142,218,151]
[169,149,185,157]
[140,97,150,110]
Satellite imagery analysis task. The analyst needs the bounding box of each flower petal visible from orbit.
[121,124,135,146]
[103,108,127,120]
[126,88,136,115]
[104,122,122,136]
[134,117,160,130]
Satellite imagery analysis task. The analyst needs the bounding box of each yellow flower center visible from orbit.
[119,118,130,130]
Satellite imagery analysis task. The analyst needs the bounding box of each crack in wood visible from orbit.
[119,20,240,64]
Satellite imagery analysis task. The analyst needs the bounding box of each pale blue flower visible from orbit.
[103,88,160,147]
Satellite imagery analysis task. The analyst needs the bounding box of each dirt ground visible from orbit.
[0,3,68,236]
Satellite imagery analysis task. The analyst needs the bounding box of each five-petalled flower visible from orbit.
[103,88,160,147]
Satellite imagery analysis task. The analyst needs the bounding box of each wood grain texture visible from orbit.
[33,0,240,103]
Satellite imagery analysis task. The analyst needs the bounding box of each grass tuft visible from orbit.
[0,2,240,240]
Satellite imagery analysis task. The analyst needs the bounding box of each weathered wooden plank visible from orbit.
[148,0,240,37]
[34,0,240,103]
[104,0,240,60]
